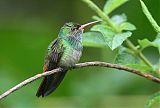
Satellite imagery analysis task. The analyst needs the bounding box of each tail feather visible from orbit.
[36,69,67,97]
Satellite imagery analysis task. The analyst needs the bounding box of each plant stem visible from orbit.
[126,39,153,67]
[140,0,160,33]
[82,0,120,32]
[82,0,153,68]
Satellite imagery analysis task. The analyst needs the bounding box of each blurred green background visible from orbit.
[0,0,159,108]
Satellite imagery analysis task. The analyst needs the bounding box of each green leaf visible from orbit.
[111,14,127,26]
[110,14,136,31]
[153,61,160,78]
[104,0,129,15]
[153,33,160,53]
[153,33,160,44]
[92,16,102,21]
[111,32,132,50]
[120,22,136,31]
[138,39,153,49]
[91,24,132,50]
[145,91,160,108]
[82,32,106,47]
[138,34,160,51]
[140,0,160,33]
[115,46,139,65]
[115,47,152,72]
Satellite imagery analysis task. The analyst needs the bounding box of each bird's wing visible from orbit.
[43,38,63,71]
[36,38,67,97]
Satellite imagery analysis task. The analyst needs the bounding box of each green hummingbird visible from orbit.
[36,21,99,97]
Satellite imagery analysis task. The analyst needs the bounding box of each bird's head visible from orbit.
[59,21,100,39]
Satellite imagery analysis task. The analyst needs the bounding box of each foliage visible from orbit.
[145,91,160,108]
[82,0,160,107]
[82,32,106,47]
[103,0,129,15]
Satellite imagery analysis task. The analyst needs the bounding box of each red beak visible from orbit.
[79,20,101,29]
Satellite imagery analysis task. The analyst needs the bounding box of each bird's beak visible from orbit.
[79,20,101,30]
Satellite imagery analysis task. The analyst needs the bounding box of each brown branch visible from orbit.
[0,61,160,100]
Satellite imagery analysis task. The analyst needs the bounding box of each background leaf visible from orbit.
[82,32,105,47]
[111,32,132,50]
[114,46,139,65]
[138,34,160,51]
[91,24,132,50]
[111,14,127,26]
[114,46,151,72]
[120,22,136,31]
[92,16,102,21]
[111,14,136,31]
[145,91,160,108]
[104,0,129,15]
[138,39,153,50]
[153,33,160,53]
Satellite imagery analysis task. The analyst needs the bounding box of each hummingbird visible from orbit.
[36,21,99,97]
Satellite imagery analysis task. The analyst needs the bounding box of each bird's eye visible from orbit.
[76,24,81,28]
[71,27,77,31]
[66,24,72,27]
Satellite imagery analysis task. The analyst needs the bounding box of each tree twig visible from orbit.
[0,61,160,100]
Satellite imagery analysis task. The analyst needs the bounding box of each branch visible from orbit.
[0,61,160,100]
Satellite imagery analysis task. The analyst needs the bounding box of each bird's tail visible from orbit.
[36,69,67,97]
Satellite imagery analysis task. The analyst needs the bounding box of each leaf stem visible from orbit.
[126,39,153,68]
[82,0,120,32]
[82,0,153,68]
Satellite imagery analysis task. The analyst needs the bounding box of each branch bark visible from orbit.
[0,61,160,100]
